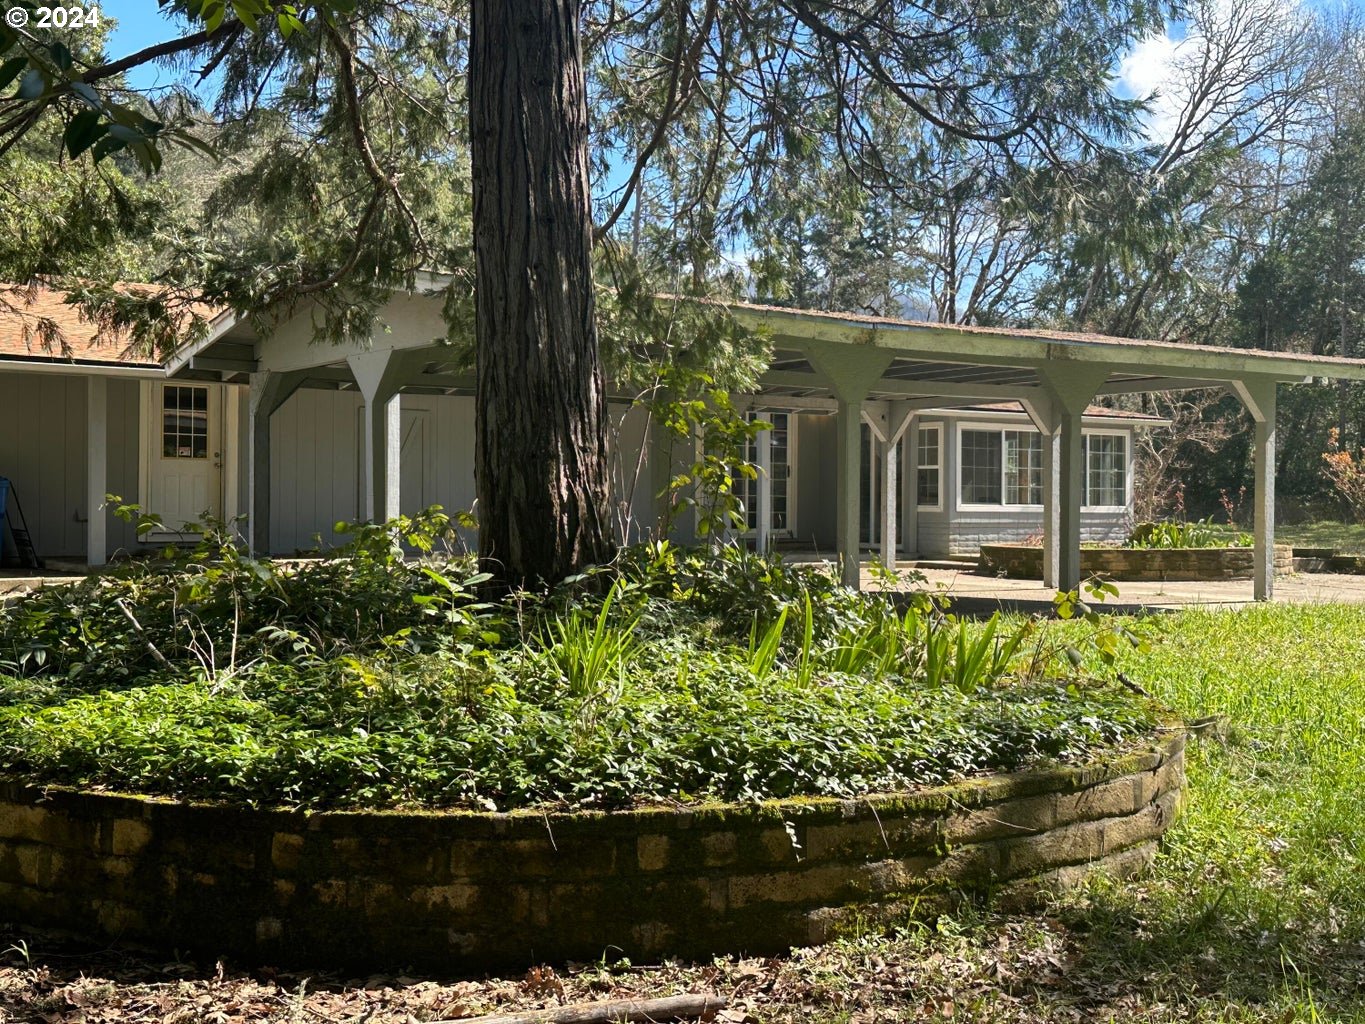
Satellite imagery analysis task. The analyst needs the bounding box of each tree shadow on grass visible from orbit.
[1027,878,1365,1019]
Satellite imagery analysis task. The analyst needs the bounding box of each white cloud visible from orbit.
[1114,29,1189,144]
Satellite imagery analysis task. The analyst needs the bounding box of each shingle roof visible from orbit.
[0,283,219,368]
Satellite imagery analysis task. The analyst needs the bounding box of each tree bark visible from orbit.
[470,0,615,589]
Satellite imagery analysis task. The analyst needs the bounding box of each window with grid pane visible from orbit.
[742,412,791,533]
[916,426,940,507]
[960,429,1003,504]
[1004,430,1043,505]
[162,385,209,459]
[1085,433,1127,506]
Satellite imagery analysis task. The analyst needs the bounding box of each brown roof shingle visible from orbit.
[0,283,220,368]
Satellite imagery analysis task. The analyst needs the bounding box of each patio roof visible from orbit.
[726,301,1365,408]
[164,284,1365,604]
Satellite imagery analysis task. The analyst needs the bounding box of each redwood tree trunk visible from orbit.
[469,0,615,588]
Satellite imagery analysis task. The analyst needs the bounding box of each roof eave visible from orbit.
[733,306,1365,384]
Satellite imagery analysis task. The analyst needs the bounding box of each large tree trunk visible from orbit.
[469,0,615,589]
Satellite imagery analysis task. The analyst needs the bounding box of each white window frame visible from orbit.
[915,422,943,511]
[953,420,1134,513]
[1082,427,1132,512]
[740,410,798,539]
[955,421,1045,512]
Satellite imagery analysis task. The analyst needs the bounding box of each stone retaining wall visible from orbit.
[979,544,1293,581]
[0,733,1185,971]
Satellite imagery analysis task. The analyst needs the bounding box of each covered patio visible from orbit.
[730,303,1365,601]
[170,284,1365,601]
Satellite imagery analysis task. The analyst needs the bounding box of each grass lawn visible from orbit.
[3,602,1365,1021]
[1279,521,1365,553]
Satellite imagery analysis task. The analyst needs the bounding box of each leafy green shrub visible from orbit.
[1127,518,1251,549]
[0,532,1159,811]
[0,506,491,688]
[0,651,1153,810]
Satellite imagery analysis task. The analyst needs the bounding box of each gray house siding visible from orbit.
[0,370,140,559]
[105,378,143,555]
[941,511,1129,557]
[263,391,655,555]
[266,387,481,554]
[3,369,1138,566]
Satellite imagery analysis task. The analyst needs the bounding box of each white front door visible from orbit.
[146,382,223,532]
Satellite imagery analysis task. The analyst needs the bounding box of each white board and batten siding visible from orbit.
[264,388,476,554]
[0,370,142,559]
[262,391,655,554]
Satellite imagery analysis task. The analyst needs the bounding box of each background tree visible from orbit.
[2,0,1210,584]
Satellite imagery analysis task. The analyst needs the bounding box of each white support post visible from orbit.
[1041,429,1060,588]
[883,402,914,565]
[880,438,897,569]
[802,339,894,591]
[1036,366,1110,594]
[1022,394,1061,589]
[755,422,772,553]
[348,351,407,524]
[247,370,306,556]
[836,397,863,588]
[901,414,918,559]
[86,376,107,566]
[1233,379,1278,601]
[1057,408,1086,592]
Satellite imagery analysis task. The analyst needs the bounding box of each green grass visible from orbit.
[1278,520,1365,553]
[740,603,1365,1021]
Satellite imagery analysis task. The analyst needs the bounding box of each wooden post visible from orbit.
[247,370,306,556]
[348,351,408,524]
[1233,378,1278,601]
[1036,366,1109,593]
[836,398,863,588]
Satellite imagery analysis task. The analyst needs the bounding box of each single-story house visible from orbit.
[4,278,1365,599]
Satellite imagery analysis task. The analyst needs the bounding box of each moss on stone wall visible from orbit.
[0,732,1185,971]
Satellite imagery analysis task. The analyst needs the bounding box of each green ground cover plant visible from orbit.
[0,517,1154,811]
[0,604,1360,1021]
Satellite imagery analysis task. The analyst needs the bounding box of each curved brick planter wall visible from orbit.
[979,543,1293,582]
[0,734,1183,971]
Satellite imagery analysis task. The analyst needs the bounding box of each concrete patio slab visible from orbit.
[891,565,1365,615]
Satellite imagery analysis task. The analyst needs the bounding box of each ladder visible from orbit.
[0,477,43,570]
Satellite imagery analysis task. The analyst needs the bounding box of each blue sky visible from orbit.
[103,0,190,92]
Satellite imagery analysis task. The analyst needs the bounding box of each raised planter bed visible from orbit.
[979,544,1293,582]
[0,733,1184,970]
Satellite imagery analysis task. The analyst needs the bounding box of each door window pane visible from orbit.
[162,385,209,459]
[743,412,792,534]
[1004,430,1043,505]
[960,429,1003,504]
[916,426,940,507]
